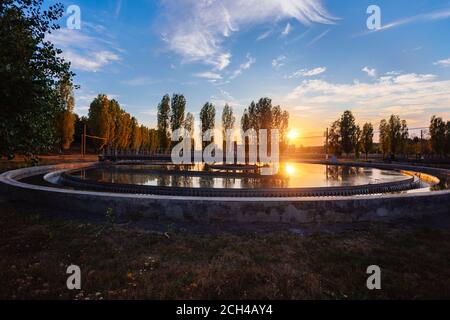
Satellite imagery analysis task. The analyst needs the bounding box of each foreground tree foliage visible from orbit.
[0,0,73,159]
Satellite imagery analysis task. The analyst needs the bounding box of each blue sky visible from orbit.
[45,0,450,145]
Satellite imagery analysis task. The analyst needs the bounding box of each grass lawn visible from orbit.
[1,159,450,300]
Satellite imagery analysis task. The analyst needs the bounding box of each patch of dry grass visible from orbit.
[1,201,450,300]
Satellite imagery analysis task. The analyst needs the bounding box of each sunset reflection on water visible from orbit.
[74,163,409,190]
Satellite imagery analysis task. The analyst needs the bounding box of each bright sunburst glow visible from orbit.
[285,163,296,176]
[287,129,299,141]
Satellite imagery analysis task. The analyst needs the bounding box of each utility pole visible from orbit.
[80,132,83,158]
[325,127,329,160]
[420,129,424,159]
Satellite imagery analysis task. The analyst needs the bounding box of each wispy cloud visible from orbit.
[272,55,287,69]
[256,29,272,41]
[160,0,336,70]
[281,22,292,36]
[307,29,330,46]
[362,66,377,77]
[121,77,160,86]
[194,72,223,80]
[434,57,450,67]
[115,0,123,18]
[286,67,326,78]
[47,28,122,72]
[230,54,256,79]
[63,50,120,72]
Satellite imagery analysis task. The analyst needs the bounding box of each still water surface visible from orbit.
[73,163,409,189]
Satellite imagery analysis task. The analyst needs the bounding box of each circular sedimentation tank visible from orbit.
[0,160,449,224]
[58,162,422,197]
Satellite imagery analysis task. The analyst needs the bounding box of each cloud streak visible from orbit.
[286,67,326,78]
[434,57,450,67]
[160,0,335,70]
[281,22,292,36]
[307,29,330,46]
[47,28,122,72]
[230,54,256,79]
[194,72,223,80]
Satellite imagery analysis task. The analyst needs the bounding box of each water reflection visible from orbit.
[73,163,409,189]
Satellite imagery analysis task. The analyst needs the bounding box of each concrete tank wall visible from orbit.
[1,162,449,224]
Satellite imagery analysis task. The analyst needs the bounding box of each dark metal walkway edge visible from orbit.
[60,173,420,198]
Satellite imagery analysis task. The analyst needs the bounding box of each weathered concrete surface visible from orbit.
[1,162,449,224]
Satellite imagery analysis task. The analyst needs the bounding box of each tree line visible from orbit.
[85,94,159,152]
[327,111,450,159]
[63,94,290,155]
[157,95,290,153]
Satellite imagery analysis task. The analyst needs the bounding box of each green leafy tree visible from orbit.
[379,119,389,159]
[388,115,402,158]
[74,115,88,145]
[117,111,132,149]
[339,110,357,157]
[130,117,142,151]
[400,119,409,157]
[184,112,195,137]
[429,115,447,157]
[361,122,374,159]
[328,120,342,156]
[248,101,259,131]
[221,104,235,134]
[148,129,160,153]
[157,94,171,151]
[170,94,186,132]
[272,106,289,152]
[0,0,74,159]
[221,104,235,152]
[88,94,110,151]
[255,98,273,131]
[378,115,408,159]
[241,109,251,132]
[200,102,216,151]
[56,79,76,151]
